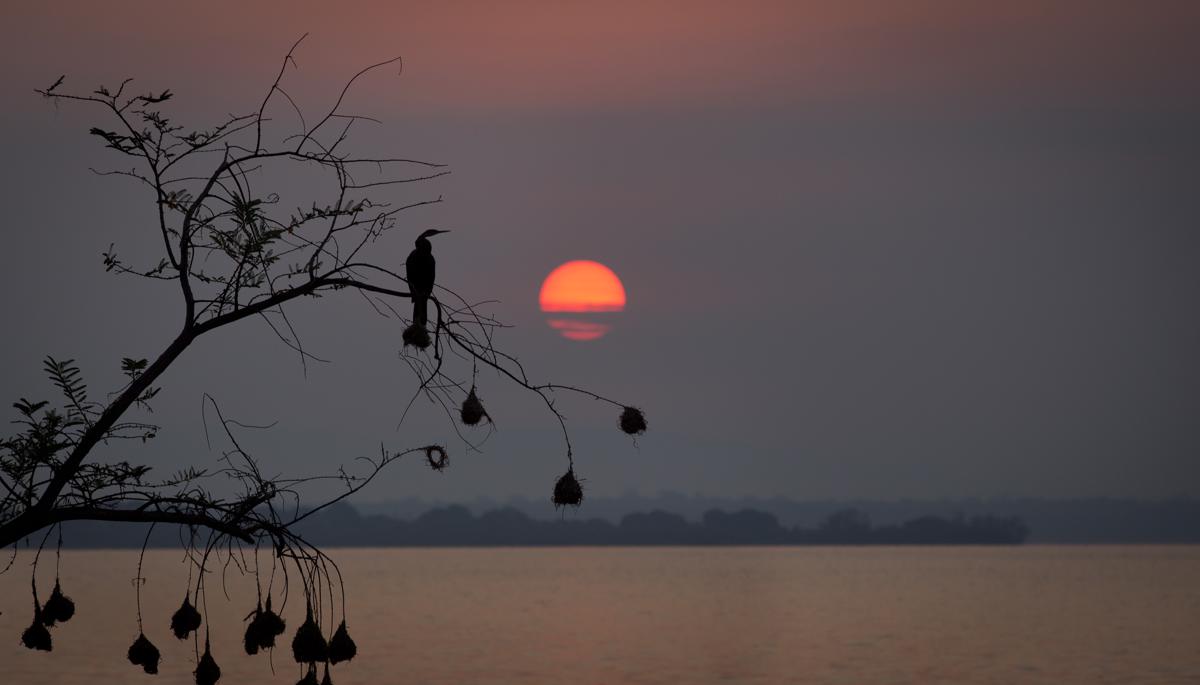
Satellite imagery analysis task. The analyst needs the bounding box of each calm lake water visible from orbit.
[2,546,1199,684]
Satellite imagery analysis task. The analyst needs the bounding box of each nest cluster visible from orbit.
[21,605,53,651]
[460,387,487,426]
[20,580,76,652]
[171,595,203,639]
[289,604,357,683]
[328,620,358,664]
[194,640,221,685]
[101,589,359,684]
[553,468,584,508]
[619,406,647,435]
[291,606,329,664]
[43,581,76,625]
[243,596,287,655]
[127,632,161,674]
[424,445,449,471]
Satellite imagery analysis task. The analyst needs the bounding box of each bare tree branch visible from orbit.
[9,39,644,678]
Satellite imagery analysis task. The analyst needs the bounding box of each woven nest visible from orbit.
[321,664,334,685]
[244,596,287,655]
[291,606,328,664]
[194,640,221,685]
[619,406,647,435]
[402,323,432,350]
[41,580,75,626]
[171,595,202,640]
[460,388,487,426]
[328,620,357,665]
[128,632,161,674]
[552,468,584,508]
[424,445,449,472]
[297,664,319,685]
[22,605,52,651]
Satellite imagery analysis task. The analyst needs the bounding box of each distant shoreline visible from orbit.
[35,497,1200,549]
[44,503,1031,548]
[297,504,1031,546]
[358,495,1200,544]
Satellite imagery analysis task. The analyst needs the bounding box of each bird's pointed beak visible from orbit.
[417,228,452,240]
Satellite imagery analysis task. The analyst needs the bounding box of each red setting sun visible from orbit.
[539,260,626,341]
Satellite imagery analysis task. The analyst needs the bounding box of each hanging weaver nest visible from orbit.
[297,664,319,685]
[194,639,221,685]
[402,323,432,350]
[619,406,647,435]
[41,580,75,626]
[321,664,335,685]
[424,445,449,471]
[552,468,584,508]
[170,594,202,640]
[127,632,161,674]
[22,603,52,651]
[244,596,288,655]
[328,620,357,664]
[460,387,487,426]
[291,605,328,664]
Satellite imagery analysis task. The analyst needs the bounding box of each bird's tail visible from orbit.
[412,296,428,327]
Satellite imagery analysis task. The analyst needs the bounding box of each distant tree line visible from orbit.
[376,494,1198,543]
[55,503,1029,548]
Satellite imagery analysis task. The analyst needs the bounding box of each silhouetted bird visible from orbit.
[405,229,449,327]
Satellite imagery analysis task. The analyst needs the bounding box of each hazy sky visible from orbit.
[1,1,1197,504]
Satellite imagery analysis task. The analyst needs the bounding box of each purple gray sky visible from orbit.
[1,1,1197,504]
